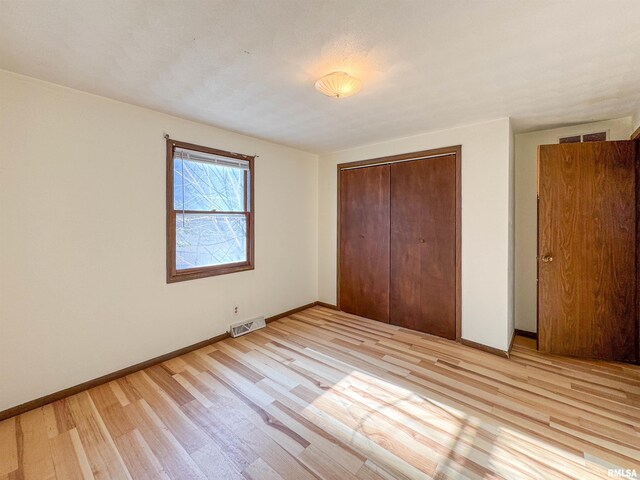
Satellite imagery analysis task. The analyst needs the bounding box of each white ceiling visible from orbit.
[1,0,639,153]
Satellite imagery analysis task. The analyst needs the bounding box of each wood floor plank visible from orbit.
[65,392,131,480]
[112,429,169,480]
[183,396,318,480]
[180,399,258,473]
[0,417,18,476]
[1,306,639,479]
[122,399,205,480]
[17,409,56,480]
[48,430,89,480]
[126,371,209,455]
[189,441,244,480]
[68,428,95,480]
[243,457,285,480]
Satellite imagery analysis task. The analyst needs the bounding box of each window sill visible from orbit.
[167,262,254,283]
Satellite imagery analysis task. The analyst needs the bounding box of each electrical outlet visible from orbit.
[234,306,238,314]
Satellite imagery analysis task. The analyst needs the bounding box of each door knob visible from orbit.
[419,238,425,243]
[541,254,553,263]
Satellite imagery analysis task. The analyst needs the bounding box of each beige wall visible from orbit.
[514,117,633,333]
[0,71,319,411]
[633,108,640,133]
[318,118,515,352]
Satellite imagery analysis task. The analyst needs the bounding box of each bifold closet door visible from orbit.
[390,156,457,339]
[339,165,390,322]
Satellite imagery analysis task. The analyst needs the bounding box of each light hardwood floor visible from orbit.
[1,306,639,479]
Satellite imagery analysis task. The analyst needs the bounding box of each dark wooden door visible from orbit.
[389,156,457,338]
[339,165,390,322]
[538,141,637,362]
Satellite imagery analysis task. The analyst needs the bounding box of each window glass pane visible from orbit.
[582,132,606,142]
[176,214,247,270]
[174,159,245,212]
[559,135,580,144]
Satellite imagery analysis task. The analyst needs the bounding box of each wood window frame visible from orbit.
[336,145,462,342]
[166,138,255,283]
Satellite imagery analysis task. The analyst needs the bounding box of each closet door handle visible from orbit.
[418,238,425,243]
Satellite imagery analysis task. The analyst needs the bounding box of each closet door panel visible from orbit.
[390,156,456,338]
[339,165,390,322]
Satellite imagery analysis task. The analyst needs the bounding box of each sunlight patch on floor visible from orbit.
[306,367,613,478]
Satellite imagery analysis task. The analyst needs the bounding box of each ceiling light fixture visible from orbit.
[314,71,362,99]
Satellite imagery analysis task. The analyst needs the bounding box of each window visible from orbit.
[559,131,607,144]
[582,131,607,142]
[166,139,254,283]
[558,135,581,144]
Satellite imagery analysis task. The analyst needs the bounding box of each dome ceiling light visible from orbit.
[314,71,362,99]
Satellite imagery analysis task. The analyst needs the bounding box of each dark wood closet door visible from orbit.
[390,156,456,338]
[339,165,390,322]
[538,141,637,362]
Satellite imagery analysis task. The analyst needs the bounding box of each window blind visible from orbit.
[174,147,250,170]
